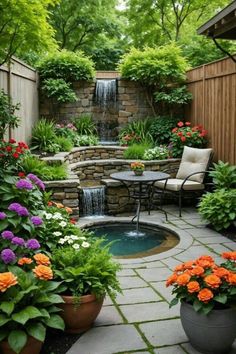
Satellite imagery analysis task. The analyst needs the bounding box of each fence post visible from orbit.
[7,60,13,139]
[202,64,205,125]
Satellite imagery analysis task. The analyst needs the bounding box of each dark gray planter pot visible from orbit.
[180,301,236,354]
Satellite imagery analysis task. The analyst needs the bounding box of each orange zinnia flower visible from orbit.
[196,255,215,268]
[18,257,33,265]
[174,264,184,272]
[204,274,221,289]
[226,272,236,285]
[33,265,53,280]
[190,266,205,276]
[222,251,236,261]
[183,261,195,270]
[213,267,230,279]
[198,288,214,303]
[176,272,191,286]
[187,281,200,293]
[33,253,51,266]
[54,203,64,209]
[65,207,72,214]
[166,273,178,287]
[0,272,18,292]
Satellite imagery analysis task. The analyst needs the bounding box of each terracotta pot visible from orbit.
[60,294,104,333]
[133,170,144,176]
[0,336,43,354]
[180,301,236,354]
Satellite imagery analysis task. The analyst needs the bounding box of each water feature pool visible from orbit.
[88,222,179,258]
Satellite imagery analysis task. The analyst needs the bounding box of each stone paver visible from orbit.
[67,206,235,354]
[66,325,147,354]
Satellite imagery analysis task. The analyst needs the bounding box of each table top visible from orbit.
[110,171,170,183]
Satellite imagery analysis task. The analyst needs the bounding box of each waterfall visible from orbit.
[82,186,105,217]
[95,79,117,143]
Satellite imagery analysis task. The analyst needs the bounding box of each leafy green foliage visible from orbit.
[41,79,77,103]
[143,146,169,160]
[198,189,236,231]
[124,143,151,159]
[0,140,29,175]
[54,136,73,152]
[31,119,58,153]
[119,45,189,86]
[0,0,57,66]
[119,118,154,145]
[73,115,97,136]
[209,161,236,190]
[74,135,99,147]
[20,155,67,181]
[154,86,192,108]
[52,238,122,298]
[0,90,20,139]
[149,116,180,145]
[38,50,95,82]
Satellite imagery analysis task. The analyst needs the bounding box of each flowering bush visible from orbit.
[166,253,236,315]
[130,161,145,171]
[55,123,77,143]
[143,146,169,160]
[170,121,208,157]
[0,139,29,173]
[52,238,121,299]
[120,132,141,146]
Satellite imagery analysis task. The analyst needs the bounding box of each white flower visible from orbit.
[53,213,63,220]
[72,244,80,250]
[59,221,67,227]
[70,235,79,240]
[67,239,74,244]
[82,241,90,248]
[53,231,62,237]
[45,213,53,220]
[64,236,70,241]
[58,238,65,244]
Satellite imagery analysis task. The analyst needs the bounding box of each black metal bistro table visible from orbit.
[110,171,170,232]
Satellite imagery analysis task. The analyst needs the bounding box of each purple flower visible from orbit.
[12,237,25,246]
[17,207,29,217]
[0,212,6,220]
[1,249,16,264]
[26,239,40,250]
[16,179,33,190]
[1,230,14,240]
[31,216,43,226]
[8,203,22,212]
[27,174,45,191]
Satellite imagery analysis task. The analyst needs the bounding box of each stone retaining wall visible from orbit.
[67,146,126,163]
[44,179,80,219]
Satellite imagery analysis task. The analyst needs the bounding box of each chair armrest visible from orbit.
[181,171,210,190]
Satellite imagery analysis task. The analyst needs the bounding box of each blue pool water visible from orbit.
[89,223,176,257]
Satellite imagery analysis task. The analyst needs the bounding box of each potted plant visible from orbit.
[52,236,121,333]
[166,252,236,354]
[0,251,64,354]
[130,161,145,176]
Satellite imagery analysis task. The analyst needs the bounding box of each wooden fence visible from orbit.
[185,56,236,165]
[0,57,39,143]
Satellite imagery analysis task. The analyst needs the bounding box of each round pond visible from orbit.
[88,223,179,258]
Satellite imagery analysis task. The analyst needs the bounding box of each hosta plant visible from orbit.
[143,146,169,160]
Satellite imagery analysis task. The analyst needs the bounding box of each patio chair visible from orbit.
[155,146,213,217]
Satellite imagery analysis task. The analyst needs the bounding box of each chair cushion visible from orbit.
[155,179,205,192]
[176,146,213,183]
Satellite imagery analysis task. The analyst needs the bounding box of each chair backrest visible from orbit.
[176,146,213,183]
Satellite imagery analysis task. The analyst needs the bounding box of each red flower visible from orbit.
[185,122,191,126]
[6,146,12,152]
[9,138,16,144]
[181,136,186,142]
[172,127,178,133]
[12,153,19,159]
[177,132,183,137]
[16,147,23,154]
[70,218,76,224]
[47,201,53,206]
[186,132,192,137]
[18,172,25,178]
[177,121,184,127]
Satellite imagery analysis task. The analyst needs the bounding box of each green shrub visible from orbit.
[74,134,99,146]
[73,114,97,135]
[154,86,192,113]
[119,44,188,86]
[31,118,60,153]
[119,118,154,145]
[124,143,151,159]
[143,146,169,160]
[54,136,73,152]
[37,50,95,82]
[198,189,236,231]
[0,90,20,139]
[210,161,236,189]
[41,79,77,103]
[149,116,179,145]
[20,155,67,181]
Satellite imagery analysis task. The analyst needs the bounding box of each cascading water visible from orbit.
[82,186,105,217]
[95,79,117,144]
